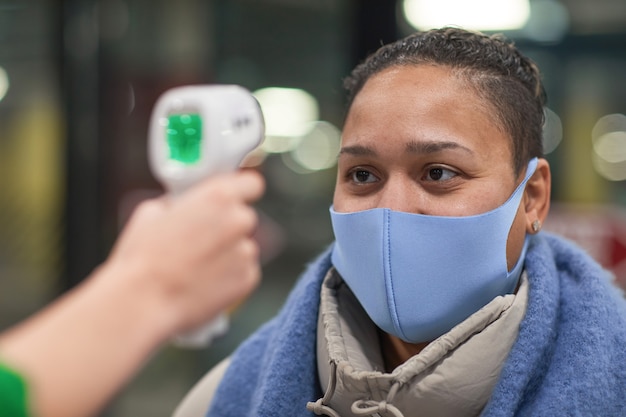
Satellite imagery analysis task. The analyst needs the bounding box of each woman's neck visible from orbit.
[378,329,430,372]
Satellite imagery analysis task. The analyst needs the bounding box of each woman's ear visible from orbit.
[523,158,551,234]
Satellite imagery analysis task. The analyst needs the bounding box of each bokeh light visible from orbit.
[290,121,341,172]
[402,0,530,31]
[252,87,342,174]
[253,87,319,154]
[542,107,563,154]
[591,113,626,181]
[0,66,9,102]
[522,0,569,43]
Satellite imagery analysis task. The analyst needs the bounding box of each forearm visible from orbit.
[0,262,173,417]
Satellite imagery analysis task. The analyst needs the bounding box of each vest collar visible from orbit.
[309,268,528,417]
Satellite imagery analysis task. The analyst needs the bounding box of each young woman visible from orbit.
[179,28,626,417]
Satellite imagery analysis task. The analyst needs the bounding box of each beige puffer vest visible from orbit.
[307,269,528,417]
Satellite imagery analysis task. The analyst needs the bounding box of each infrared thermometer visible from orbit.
[148,85,264,347]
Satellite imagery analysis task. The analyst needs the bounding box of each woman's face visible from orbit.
[333,64,529,269]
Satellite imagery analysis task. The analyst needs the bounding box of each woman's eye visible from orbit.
[425,167,457,181]
[350,169,378,184]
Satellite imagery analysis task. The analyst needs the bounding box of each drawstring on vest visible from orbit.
[351,400,404,417]
[307,361,341,417]
[307,363,405,417]
[350,382,404,417]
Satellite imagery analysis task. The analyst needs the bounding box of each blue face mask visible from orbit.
[330,158,538,343]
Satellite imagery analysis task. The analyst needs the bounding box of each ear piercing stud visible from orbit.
[532,220,542,233]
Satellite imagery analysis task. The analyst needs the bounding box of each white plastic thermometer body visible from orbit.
[148,85,264,348]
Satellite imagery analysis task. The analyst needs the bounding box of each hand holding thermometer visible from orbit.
[148,85,265,348]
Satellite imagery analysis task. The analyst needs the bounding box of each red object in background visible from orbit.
[544,204,626,290]
[611,229,626,269]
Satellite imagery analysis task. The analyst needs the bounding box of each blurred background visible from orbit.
[0,0,624,415]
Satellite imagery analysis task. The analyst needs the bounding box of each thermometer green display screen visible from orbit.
[167,113,202,164]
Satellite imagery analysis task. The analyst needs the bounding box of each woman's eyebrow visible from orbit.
[338,145,377,156]
[338,141,473,157]
[406,140,474,155]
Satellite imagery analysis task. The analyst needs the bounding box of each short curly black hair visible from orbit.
[343,27,546,175]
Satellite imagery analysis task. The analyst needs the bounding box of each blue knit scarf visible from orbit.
[206,233,626,416]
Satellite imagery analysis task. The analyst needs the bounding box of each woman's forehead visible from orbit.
[343,64,514,163]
